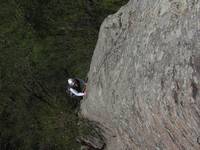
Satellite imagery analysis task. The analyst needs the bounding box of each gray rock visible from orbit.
[81,0,200,149]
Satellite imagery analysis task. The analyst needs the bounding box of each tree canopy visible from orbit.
[0,0,128,149]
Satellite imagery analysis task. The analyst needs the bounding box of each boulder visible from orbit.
[81,0,200,149]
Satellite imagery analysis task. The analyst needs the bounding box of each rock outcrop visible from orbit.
[81,0,200,149]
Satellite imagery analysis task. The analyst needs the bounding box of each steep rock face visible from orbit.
[81,0,200,149]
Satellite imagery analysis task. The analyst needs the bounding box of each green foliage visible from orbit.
[0,0,128,149]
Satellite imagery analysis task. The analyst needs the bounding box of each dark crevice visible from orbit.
[191,81,198,99]
[173,90,179,104]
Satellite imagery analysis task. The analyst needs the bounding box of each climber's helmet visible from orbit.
[68,78,75,86]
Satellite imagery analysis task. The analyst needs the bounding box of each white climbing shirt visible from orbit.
[69,88,85,96]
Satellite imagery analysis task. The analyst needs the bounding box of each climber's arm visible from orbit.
[69,88,85,96]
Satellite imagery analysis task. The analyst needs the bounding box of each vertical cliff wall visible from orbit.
[81,0,200,149]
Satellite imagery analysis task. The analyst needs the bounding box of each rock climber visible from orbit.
[66,78,87,98]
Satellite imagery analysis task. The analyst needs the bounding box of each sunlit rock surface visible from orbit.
[81,0,200,149]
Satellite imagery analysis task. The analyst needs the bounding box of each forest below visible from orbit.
[0,0,128,149]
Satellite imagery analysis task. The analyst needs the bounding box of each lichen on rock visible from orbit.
[81,0,200,149]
